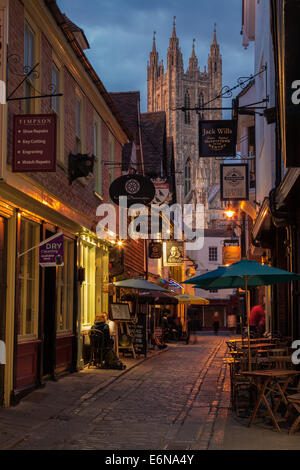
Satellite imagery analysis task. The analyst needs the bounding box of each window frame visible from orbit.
[94,117,103,197]
[208,246,218,262]
[56,238,74,335]
[18,218,40,342]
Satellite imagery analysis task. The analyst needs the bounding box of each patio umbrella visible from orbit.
[184,259,300,369]
[174,294,210,305]
[113,278,169,319]
[183,266,228,287]
[114,278,169,292]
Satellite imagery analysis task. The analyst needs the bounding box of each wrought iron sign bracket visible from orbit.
[174,65,269,116]
[6,55,63,102]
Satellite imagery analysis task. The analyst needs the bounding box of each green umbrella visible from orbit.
[185,260,300,370]
[183,267,228,287]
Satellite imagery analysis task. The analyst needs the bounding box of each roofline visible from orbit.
[44,0,133,142]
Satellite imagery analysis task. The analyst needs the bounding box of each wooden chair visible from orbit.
[267,348,289,357]
[231,357,258,416]
[286,393,300,434]
[88,329,106,368]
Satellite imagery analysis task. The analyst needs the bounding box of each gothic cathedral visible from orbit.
[147,19,223,227]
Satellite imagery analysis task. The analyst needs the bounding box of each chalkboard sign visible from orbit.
[129,315,147,357]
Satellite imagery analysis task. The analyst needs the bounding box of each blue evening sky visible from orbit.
[57,0,254,115]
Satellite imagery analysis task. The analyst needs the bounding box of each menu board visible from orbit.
[129,315,147,357]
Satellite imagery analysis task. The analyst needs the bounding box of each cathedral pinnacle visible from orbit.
[213,23,217,44]
[192,38,196,57]
[172,16,177,38]
[152,31,157,53]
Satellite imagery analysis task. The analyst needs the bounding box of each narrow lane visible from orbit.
[10,335,230,450]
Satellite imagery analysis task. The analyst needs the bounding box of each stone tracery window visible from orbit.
[198,91,205,119]
[184,90,191,125]
[184,159,191,196]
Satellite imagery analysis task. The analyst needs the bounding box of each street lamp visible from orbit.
[224,203,236,219]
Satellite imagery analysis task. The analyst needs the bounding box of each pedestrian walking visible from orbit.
[212,311,220,335]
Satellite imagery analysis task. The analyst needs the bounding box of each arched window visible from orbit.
[184,159,191,196]
[184,90,191,125]
[198,91,205,119]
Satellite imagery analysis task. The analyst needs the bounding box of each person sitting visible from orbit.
[91,313,111,348]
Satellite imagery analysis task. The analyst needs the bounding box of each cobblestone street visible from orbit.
[1,334,300,451]
[0,335,229,450]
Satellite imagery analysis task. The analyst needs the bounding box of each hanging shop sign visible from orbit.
[199,120,237,157]
[220,164,249,201]
[152,180,171,205]
[186,267,196,278]
[222,246,241,266]
[13,114,57,172]
[163,241,184,267]
[109,174,155,207]
[282,0,300,167]
[39,232,64,267]
[149,241,162,259]
[224,238,239,247]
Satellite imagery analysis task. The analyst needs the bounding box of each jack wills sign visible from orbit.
[199,120,237,157]
[13,114,57,172]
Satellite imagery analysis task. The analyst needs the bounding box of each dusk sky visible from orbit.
[57,0,254,115]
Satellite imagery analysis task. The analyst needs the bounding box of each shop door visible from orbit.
[0,217,7,406]
[42,231,57,377]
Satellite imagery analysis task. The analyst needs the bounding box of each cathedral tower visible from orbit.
[147,20,223,223]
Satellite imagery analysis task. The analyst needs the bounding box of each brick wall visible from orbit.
[7,0,124,231]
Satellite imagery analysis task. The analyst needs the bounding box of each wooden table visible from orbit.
[237,343,276,350]
[241,369,300,432]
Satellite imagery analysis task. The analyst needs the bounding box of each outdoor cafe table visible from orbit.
[237,343,276,350]
[241,369,300,432]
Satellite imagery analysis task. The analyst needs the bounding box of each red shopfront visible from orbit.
[12,213,77,402]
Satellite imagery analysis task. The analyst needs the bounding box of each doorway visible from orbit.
[42,231,57,377]
[0,217,7,405]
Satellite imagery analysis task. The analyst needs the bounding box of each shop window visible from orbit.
[94,120,102,196]
[208,246,218,262]
[18,219,39,340]
[95,246,109,316]
[81,243,96,327]
[57,238,74,334]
